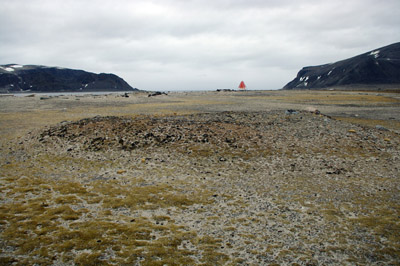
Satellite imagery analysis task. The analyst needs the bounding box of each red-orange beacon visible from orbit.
[238,81,246,90]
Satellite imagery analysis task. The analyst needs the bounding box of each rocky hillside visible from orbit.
[283,42,400,90]
[0,64,136,93]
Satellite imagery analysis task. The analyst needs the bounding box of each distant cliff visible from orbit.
[0,64,136,93]
[283,42,400,90]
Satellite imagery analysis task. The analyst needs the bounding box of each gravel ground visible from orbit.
[0,90,400,265]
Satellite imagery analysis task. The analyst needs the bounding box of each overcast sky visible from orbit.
[1,0,399,91]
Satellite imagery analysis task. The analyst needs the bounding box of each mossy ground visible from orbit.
[0,153,222,265]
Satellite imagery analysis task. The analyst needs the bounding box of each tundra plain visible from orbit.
[0,90,399,265]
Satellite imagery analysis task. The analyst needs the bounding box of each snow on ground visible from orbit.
[369,50,380,58]
[0,65,23,71]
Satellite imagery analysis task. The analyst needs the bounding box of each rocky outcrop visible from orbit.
[283,42,400,90]
[0,64,136,93]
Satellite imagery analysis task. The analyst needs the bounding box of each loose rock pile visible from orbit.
[37,111,397,163]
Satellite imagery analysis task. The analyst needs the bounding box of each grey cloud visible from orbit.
[1,0,399,90]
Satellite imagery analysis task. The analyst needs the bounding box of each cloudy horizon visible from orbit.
[1,0,399,91]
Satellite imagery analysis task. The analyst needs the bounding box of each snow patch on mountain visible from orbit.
[369,50,380,58]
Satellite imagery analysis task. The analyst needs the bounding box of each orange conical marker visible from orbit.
[238,81,246,90]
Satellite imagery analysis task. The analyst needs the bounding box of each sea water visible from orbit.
[10,91,134,97]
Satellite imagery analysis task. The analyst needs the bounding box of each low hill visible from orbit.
[283,42,400,90]
[0,64,136,93]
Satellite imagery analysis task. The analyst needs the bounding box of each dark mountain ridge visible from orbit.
[0,64,136,93]
[283,42,400,90]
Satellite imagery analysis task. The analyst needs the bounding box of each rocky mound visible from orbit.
[0,64,136,93]
[38,114,265,152]
[283,42,400,90]
[36,111,396,162]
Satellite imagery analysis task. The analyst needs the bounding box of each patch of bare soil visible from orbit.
[1,110,399,265]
